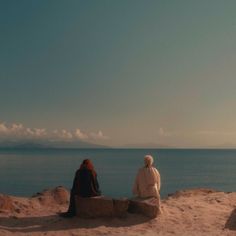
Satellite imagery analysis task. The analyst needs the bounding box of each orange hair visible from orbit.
[79,159,97,177]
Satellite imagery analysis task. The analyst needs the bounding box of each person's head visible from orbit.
[144,155,154,167]
[80,159,96,176]
[80,159,94,169]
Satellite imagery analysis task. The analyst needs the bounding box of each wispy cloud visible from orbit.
[0,121,109,142]
[158,127,174,137]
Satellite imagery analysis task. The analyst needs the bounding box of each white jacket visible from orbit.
[133,166,161,198]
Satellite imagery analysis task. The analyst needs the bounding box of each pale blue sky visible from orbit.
[1,0,236,147]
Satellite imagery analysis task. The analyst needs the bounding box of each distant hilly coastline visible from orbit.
[120,142,236,149]
[0,140,235,150]
[0,139,107,149]
[122,142,173,149]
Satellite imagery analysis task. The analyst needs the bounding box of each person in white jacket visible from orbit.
[133,155,161,198]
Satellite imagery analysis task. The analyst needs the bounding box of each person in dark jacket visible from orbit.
[60,159,101,217]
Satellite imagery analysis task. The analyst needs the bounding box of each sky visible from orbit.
[1,0,236,147]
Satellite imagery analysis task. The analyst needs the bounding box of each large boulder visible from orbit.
[33,186,69,205]
[75,196,114,218]
[52,186,70,204]
[128,197,160,218]
[0,194,14,212]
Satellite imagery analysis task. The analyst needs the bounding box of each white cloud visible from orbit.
[34,128,47,137]
[89,130,109,140]
[0,121,109,142]
[0,121,47,139]
[158,127,173,137]
[74,129,88,140]
[0,123,8,133]
[11,123,24,132]
[26,128,34,135]
[52,129,73,140]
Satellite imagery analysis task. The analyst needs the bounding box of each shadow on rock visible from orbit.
[225,208,236,230]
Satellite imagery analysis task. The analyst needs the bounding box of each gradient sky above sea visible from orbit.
[1,0,236,147]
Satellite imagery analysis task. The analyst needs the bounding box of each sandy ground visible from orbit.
[1,188,236,236]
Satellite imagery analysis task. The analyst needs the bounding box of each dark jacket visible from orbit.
[72,168,101,197]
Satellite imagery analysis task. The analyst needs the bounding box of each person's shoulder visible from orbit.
[152,167,160,174]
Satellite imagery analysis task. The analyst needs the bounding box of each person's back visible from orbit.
[60,159,101,217]
[133,155,161,198]
[76,167,100,197]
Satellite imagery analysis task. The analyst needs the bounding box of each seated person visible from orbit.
[133,155,161,198]
[60,159,101,217]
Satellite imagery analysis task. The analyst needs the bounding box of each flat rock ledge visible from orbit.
[75,196,129,218]
[75,196,160,218]
[128,197,161,218]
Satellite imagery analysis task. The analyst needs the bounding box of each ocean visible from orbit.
[0,148,236,198]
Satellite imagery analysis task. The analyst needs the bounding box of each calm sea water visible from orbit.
[0,148,236,198]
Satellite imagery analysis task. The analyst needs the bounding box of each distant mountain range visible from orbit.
[0,139,107,149]
[121,142,236,149]
[122,142,173,148]
[0,140,235,150]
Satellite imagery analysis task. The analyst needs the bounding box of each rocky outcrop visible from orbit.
[32,186,69,205]
[0,187,69,214]
[75,196,129,218]
[128,197,160,218]
[0,194,14,212]
[1,187,160,219]
[1,188,236,236]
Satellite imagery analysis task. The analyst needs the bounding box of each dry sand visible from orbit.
[1,187,236,236]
